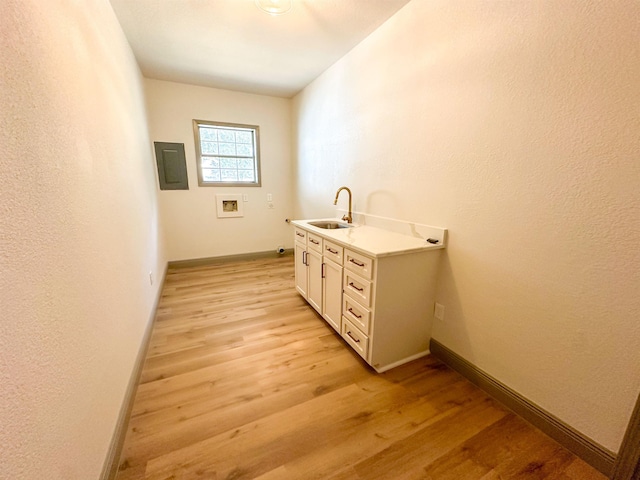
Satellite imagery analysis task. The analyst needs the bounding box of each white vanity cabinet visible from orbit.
[341,248,374,359]
[306,232,324,313]
[292,221,443,372]
[321,239,344,332]
[294,228,343,333]
[347,248,440,372]
[294,229,308,298]
[306,249,323,313]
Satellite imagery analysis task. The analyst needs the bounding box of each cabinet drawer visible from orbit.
[323,239,343,264]
[344,249,374,280]
[344,270,372,307]
[307,232,323,253]
[342,318,369,360]
[343,296,371,334]
[294,228,307,243]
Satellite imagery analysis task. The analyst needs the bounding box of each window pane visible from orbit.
[236,143,253,156]
[201,157,219,168]
[237,158,253,169]
[201,141,218,155]
[200,128,217,141]
[235,131,252,144]
[218,143,236,155]
[221,169,238,181]
[220,158,237,169]
[238,169,255,182]
[202,169,221,182]
[218,129,235,143]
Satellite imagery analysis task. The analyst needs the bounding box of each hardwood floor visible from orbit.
[115,256,607,480]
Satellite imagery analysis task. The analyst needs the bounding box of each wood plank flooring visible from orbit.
[115,255,607,480]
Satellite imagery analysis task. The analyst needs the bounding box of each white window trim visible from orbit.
[193,119,262,187]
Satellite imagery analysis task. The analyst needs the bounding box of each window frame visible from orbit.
[192,119,262,187]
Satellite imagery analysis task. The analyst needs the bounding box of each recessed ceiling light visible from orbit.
[255,0,292,16]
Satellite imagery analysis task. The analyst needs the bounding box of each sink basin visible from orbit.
[308,221,353,230]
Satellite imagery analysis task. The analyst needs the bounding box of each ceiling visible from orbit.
[109,0,411,98]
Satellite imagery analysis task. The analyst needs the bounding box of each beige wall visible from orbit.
[0,1,166,478]
[293,0,640,452]
[145,79,293,261]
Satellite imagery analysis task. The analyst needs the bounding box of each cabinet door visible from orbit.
[307,250,323,313]
[294,228,307,243]
[344,248,375,280]
[344,270,372,307]
[294,242,308,298]
[307,233,323,253]
[322,259,342,333]
[342,318,369,360]
[323,239,343,265]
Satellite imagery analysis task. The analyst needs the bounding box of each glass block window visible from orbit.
[193,120,261,186]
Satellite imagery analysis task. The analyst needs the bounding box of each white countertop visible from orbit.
[291,218,445,258]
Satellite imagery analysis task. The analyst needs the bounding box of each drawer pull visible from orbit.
[310,239,319,245]
[348,282,363,292]
[302,251,308,266]
[349,258,365,267]
[296,232,305,237]
[346,331,360,343]
[347,307,362,319]
[326,247,338,254]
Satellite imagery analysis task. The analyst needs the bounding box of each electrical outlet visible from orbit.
[149,271,153,286]
[434,303,445,321]
[267,193,273,201]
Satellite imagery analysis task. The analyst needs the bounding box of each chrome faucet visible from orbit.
[333,186,353,223]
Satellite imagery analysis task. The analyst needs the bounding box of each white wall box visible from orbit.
[215,194,244,218]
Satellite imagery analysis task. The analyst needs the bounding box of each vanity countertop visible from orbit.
[291,218,446,258]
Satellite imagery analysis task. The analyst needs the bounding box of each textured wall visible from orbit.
[293,0,640,452]
[145,79,293,261]
[0,1,165,478]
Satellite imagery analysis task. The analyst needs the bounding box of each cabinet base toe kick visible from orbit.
[370,350,431,373]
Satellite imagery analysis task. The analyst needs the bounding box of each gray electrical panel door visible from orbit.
[154,142,189,190]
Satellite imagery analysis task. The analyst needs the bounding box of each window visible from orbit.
[193,120,261,186]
